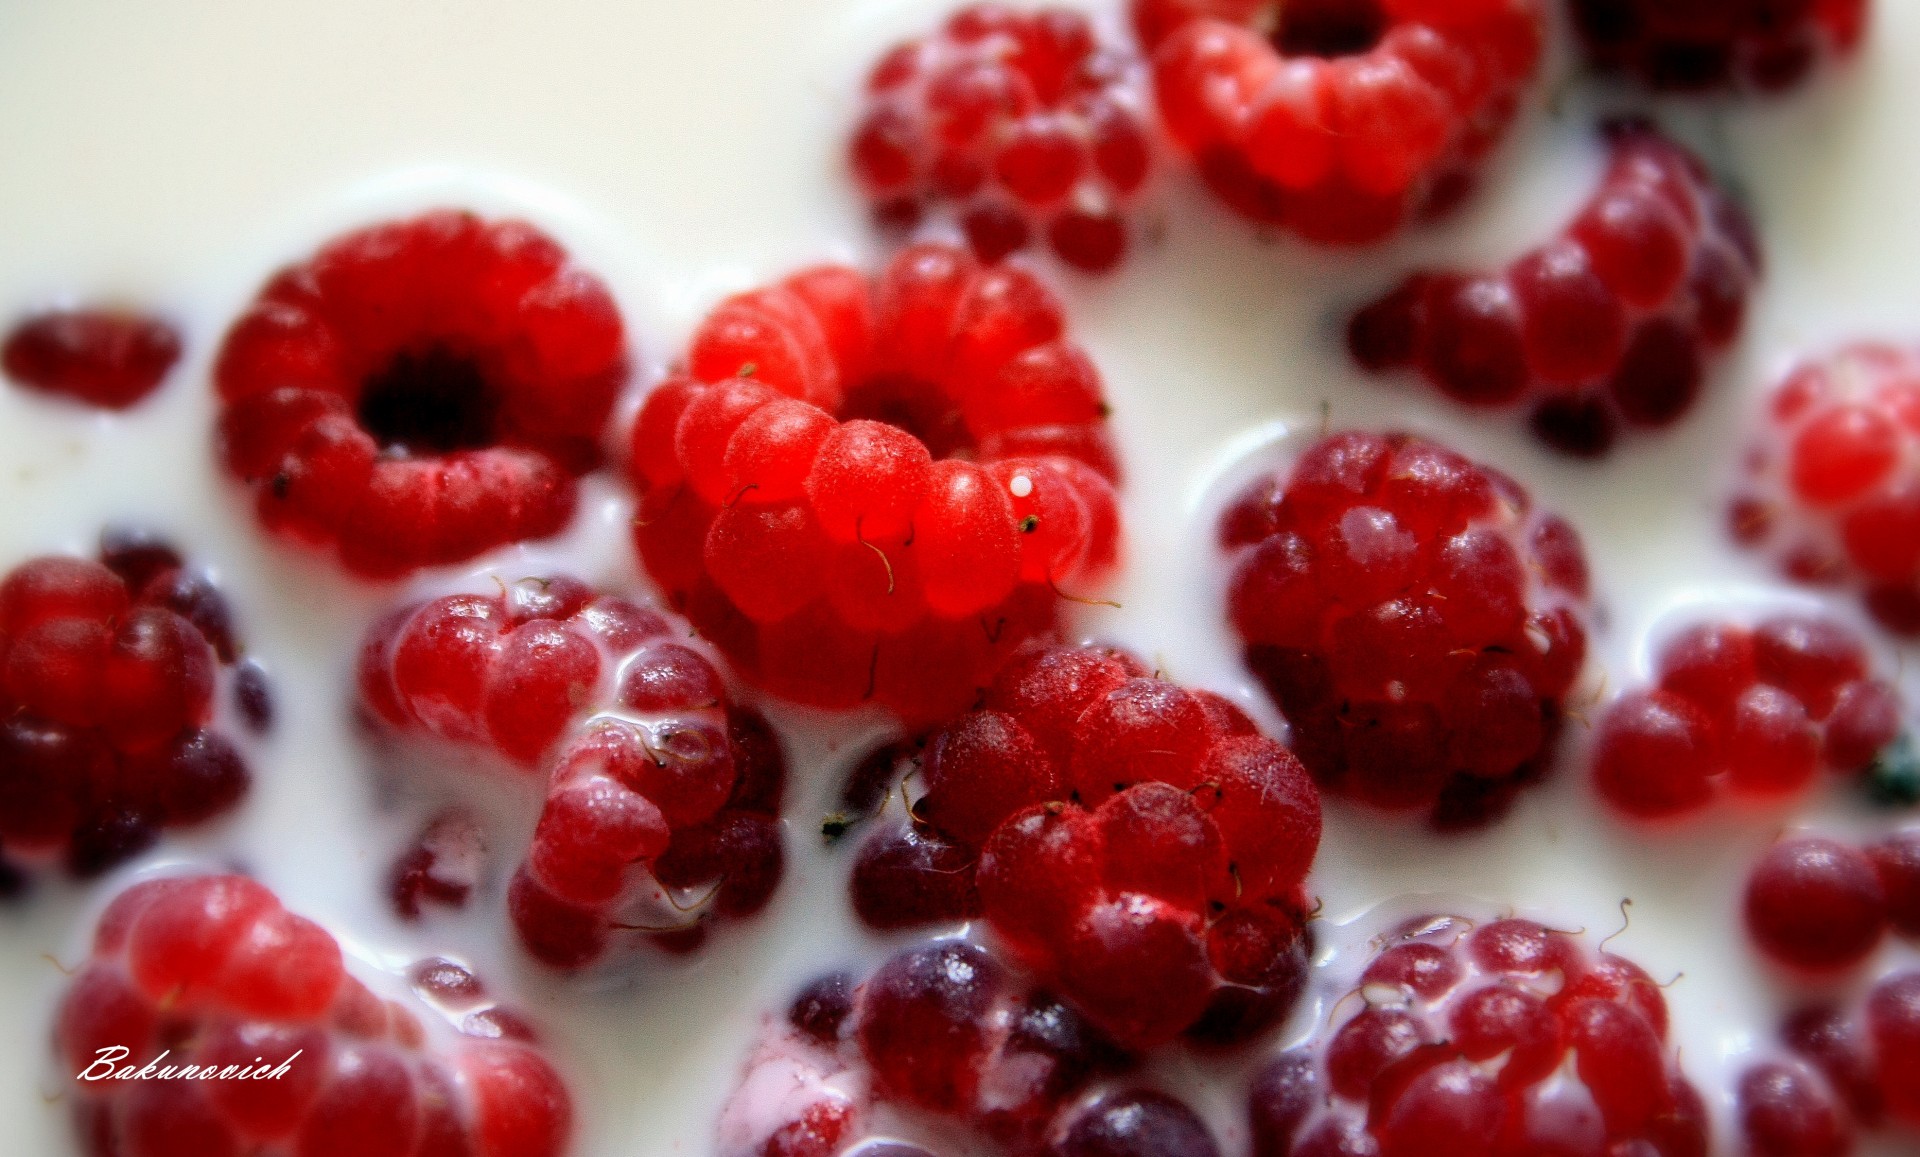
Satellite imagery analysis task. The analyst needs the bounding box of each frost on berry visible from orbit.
[1222,431,1590,829]
[1572,0,1869,94]
[629,243,1123,723]
[1136,0,1545,245]
[3,308,181,410]
[1733,343,1920,638]
[851,4,1155,273]
[55,874,572,1157]
[0,533,256,880]
[1350,121,1759,457]
[213,211,629,578]
[1249,913,1707,1157]
[1591,612,1911,820]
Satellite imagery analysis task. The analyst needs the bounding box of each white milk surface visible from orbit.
[2,2,1920,1154]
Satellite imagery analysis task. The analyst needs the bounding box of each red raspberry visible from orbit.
[832,640,1322,1050]
[1744,969,1920,1151]
[3,308,181,410]
[1743,836,1889,974]
[1222,430,1590,828]
[1738,1060,1855,1157]
[1249,914,1708,1157]
[1732,343,1920,637]
[1572,0,1869,93]
[0,535,256,878]
[629,243,1122,723]
[717,940,1134,1156]
[851,4,1154,272]
[1350,120,1760,457]
[214,211,628,578]
[1136,0,1545,245]
[1591,614,1910,819]
[1054,1089,1222,1157]
[55,874,572,1157]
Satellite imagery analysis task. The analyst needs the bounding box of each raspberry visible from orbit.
[833,641,1319,1049]
[0,534,256,879]
[1591,613,1909,818]
[1744,836,1889,974]
[1746,968,1920,1150]
[213,211,627,578]
[1572,0,1869,93]
[717,940,1132,1156]
[3,308,181,410]
[388,808,485,921]
[1222,431,1589,828]
[1350,120,1759,456]
[55,874,571,1157]
[1248,913,1707,1157]
[1054,1089,1222,1157]
[629,243,1122,723]
[851,4,1154,272]
[1732,342,1920,637]
[1739,1060,1855,1157]
[1136,0,1545,245]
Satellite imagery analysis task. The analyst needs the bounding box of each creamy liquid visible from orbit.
[3,2,1920,1154]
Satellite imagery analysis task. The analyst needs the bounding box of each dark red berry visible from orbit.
[3,308,181,409]
[1745,837,1888,973]
[1572,0,1868,93]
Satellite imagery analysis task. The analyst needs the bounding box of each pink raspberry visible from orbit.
[1732,342,1920,637]
[836,640,1322,1050]
[628,242,1122,723]
[1350,120,1760,457]
[1249,914,1708,1157]
[55,874,572,1157]
[1573,0,1869,93]
[1136,0,1545,245]
[1592,613,1911,819]
[850,3,1155,273]
[1221,431,1591,829]
[1739,968,1920,1153]
[214,211,628,578]
[0,534,257,878]
[3,308,181,410]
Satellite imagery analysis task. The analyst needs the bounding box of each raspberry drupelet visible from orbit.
[1350,120,1761,457]
[1738,968,1920,1154]
[0,532,257,878]
[3,307,182,410]
[629,242,1122,723]
[850,3,1155,273]
[1221,430,1591,830]
[1592,613,1912,819]
[1134,0,1545,245]
[1248,914,1710,1157]
[1732,343,1920,637]
[1572,0,1869,94]
[56,875,572,1157]
[1739,825,1920,977]
[214,211,628,578]
[841,639,1322,1051]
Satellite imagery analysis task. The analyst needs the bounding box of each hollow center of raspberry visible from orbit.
[840,373,974,460]
[1272,0,1387,59]
[357,345,502,455]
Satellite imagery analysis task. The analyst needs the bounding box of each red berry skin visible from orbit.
[56,875,571,1157]
[630,243,1122,723]
[1572,0,1868,94]
[1869,830,1920,939]
[1869,972,1920,1125]
[1745,837,1889,974]
[1351,121,1757,457]
[3,308,182,409]
[214,211,627,578]
[1738,1060,1855,1157]
[851,4,1155,272]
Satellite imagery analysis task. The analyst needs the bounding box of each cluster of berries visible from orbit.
[850,4,1154,272]
[1249,914,1708,1157]
[56,875,572,1157]
[1222,431,1590,829]
[214,211,628,578]
[1351,121,1761,457]
[1737,967,1920,1157]
[1572,0,1868,93]
[718,940,1224,1157]
[843,639,1321,1051]
[630,242,1120,723]
[1742,828,1920,975]
[357,575,786,968]
[3,307,181,410]
[1593,613,1910,819]
[0,533,259,880]
[1733,342,1920,637]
